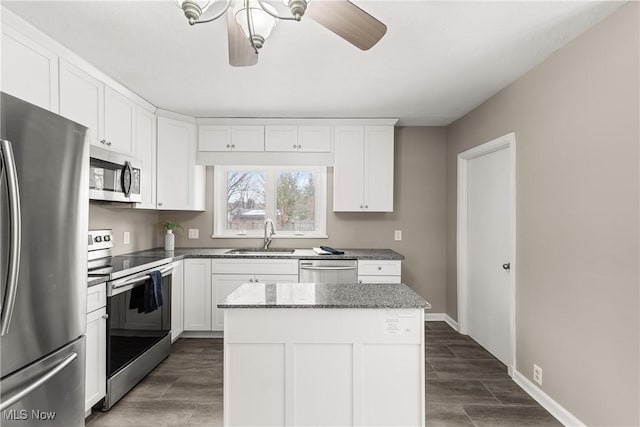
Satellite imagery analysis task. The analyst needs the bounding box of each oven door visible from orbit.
[106,265,172,378]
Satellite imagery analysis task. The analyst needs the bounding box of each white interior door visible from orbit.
[461,139,514,368]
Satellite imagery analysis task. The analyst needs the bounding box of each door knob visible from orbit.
[502,263,511,270]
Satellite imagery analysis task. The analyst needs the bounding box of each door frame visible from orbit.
[457,132,516,375]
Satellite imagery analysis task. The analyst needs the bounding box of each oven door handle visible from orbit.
[110,265,173,295]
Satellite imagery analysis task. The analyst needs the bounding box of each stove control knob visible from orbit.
[104,236,111,242]
[94,236,102,243]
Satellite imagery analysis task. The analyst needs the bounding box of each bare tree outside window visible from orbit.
[226,171,266,230]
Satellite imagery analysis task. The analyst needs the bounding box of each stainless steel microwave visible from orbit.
[89,145,141,203]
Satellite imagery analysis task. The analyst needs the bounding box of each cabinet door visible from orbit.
[104,86,135,155]
[157,116,201,210]
[364,126,394,212]
[59,60,104,147]
[211,274,253,331]
[134,107,157,210]
[85,307,106,413]
[183,259,212,331]
[231,126,264,151]
[199,125,232,151]
[298,126,331,152]
[1,27,58,112]
[264,126,298,152]
[333,126,365,211]
[171,260,184,341]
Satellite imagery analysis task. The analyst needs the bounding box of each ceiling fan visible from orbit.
[176,0,387,67]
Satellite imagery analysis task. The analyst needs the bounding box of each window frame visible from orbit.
[213,165,327,239]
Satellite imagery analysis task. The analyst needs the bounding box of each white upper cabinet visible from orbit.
[297,126,331,152]
[333,125,394,212]
[134,107,157,210]
[59,60,104,147]
[157,114,205,211]
[104,86,135,156]
[1,27,58,112]
[199,125,264,151]
[265,126,297,151]
[265,125,331,152]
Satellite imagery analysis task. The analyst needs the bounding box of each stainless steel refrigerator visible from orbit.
[0,93,88,426]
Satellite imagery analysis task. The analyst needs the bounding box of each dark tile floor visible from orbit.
[86,322,561,426]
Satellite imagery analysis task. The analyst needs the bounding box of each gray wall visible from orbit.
[446,4,639,426]
[89,204,161,255]
[160,127,448,311]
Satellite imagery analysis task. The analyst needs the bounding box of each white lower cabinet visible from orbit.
[358,260,401,284]
[183,259,212,331]
[171,260,184,341]
[85,284,107,415]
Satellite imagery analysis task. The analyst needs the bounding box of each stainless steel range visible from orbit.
[88,230,173,411]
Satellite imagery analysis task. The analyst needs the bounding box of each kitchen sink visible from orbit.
[224,248,296,256]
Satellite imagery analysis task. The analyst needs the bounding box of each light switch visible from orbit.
[394,230,402,241]
[123,231,130,245]
[188,228,199,239]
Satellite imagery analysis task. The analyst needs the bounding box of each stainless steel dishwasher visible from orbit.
[298,260,358,283]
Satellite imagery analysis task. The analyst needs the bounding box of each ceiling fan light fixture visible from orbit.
[282,0,309,21]
[176,0,214,25]
[235,1,278,49]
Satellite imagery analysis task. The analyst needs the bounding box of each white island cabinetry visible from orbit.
[220,282,429,426]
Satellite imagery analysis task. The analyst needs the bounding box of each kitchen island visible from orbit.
[219,282,430,427]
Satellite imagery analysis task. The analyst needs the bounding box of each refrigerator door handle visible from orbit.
[0,352,78,411]
[0,139,22,336]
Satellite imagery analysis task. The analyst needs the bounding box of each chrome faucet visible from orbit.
[263,218,276,249]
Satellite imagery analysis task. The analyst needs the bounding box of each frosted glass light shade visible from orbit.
[235,1,278,47]
[175,0,212,12]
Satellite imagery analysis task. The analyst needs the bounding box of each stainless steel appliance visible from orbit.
[87,236,173,410]
[0,93,88,426]
[89,145,141,203]
[299,259,358,283]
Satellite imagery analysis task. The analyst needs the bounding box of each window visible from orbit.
[214,166,327,238]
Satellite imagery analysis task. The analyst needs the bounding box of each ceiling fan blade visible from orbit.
[228,10,258,67]
[306,0,387,51]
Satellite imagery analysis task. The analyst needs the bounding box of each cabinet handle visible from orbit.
[249,278,254,283]
[106,141,112,146]
[297,145,301,149]
[100,139,106,145]
[231,144,235,148]
[102,314,109,320]
[158,202,163,207]
[226,144,230,148]
[293,144,297,149]
[360,205,363,209]
[359,280,363,283]
[365,205,368,208]
[255,278,259,282]
[377,266,382,271]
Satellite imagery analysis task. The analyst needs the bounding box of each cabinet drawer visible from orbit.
[87,283,107,314]
[357,260,401,276]
[212,258,298,275]
[358,275,401,284]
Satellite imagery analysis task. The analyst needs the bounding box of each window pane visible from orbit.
[276,171,316,232]
[226,171,266,231]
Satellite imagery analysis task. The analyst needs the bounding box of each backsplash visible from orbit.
[89,204,161,255]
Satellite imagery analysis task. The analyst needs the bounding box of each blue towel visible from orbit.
[144,270,163,313]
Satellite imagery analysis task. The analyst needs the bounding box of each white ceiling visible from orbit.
[3,0,624,125]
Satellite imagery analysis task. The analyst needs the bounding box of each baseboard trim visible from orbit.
[424,313,459,331]
[179,331,224,339]
[512,370,585,427]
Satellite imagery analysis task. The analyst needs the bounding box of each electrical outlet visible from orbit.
[188,228,199,239]
[123,231,130,245]
[533,364,543,386]
[394,230,402,241]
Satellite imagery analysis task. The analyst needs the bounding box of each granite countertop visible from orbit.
[123,248,404,261]
[218,282,430,309]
